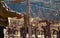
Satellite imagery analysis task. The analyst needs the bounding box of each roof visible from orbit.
[0,2,22,26]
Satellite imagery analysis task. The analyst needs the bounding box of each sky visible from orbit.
[3,0,60,22]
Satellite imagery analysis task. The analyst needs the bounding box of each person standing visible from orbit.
[8,26,14,38]
[34,27,38,38]
[57,27,60,38]
[20,26,28,38]
[0,25,6,38]
[41,20,51,38]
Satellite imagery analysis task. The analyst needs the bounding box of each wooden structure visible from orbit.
[0,1,22,26]
[10,0,25,4]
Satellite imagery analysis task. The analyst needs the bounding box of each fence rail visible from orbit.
[4,34,58,38]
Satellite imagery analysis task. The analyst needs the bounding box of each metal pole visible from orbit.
[26,0,32,38]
